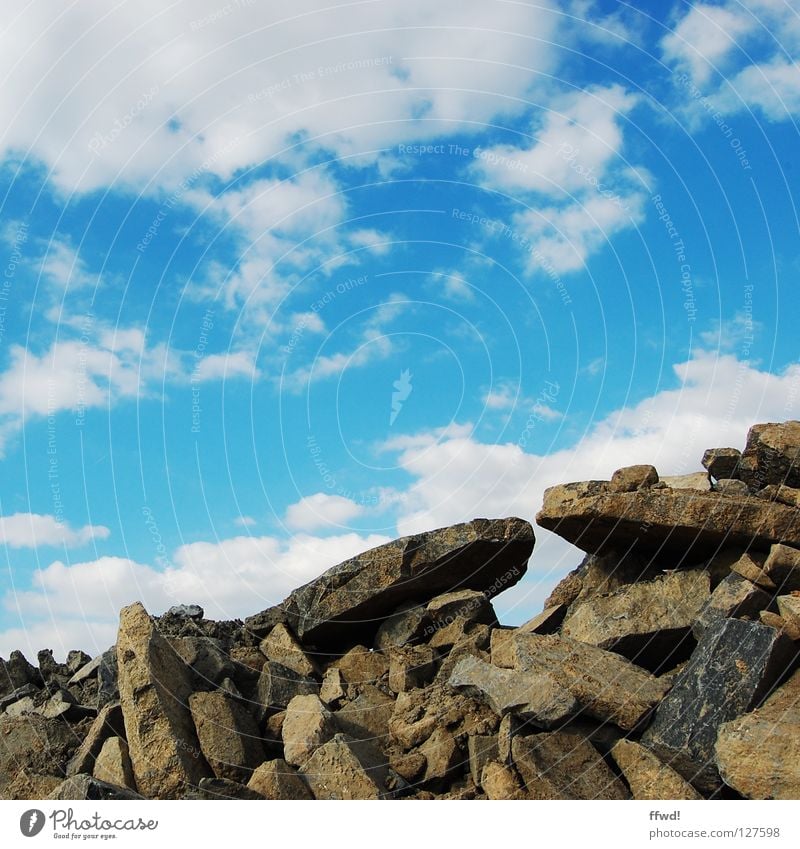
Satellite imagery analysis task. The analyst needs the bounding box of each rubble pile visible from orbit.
[2,422,800,800]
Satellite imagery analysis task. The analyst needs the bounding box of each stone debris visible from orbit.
[3,422,800,801]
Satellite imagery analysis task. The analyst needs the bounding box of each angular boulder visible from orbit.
[282,694,337,767]
[738,421,800,491]
[49,773,143,800]
[116,602,211,798]
[93,737,136,790]
[702,448,741,481]
[715,669,800,799]
[299,733,392,799]
[247,758,312,799]
[693,573,772,639]
[611,739,701,800]
[275,518,534,644]
[641,618,797,791]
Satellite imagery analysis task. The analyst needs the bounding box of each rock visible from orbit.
[537,485,800,560]
[68,652,104,686]
[49,773,143,800]
[335,645,389,689]
[276,517,534,645]
[389,750,426,782]
[609,464,659,492]
[188,691,265,783]
[166,604,204,619]
[511,732,629,799]
[116,602,211,798]
[501,632,670,731]
[0,683,39,712]
[67,702,126,776]
[4,769,63,800]
[519,605,566,635]
[247,758,312,799]
[188,777,266,800]
[759,611,800,640]
[374,603,431,651]
[489,629,515,668]
[242,606,288,641]
[661,472,711,491]
[319,667,346,706]
[543,566,584,609]
[259,623,318,678]
[448,655,578,727]
[611,739,702,800]
[756,484,800,508]
[419,727,462,782]
[93,737,136,790]
[572,551,662,604]
[763,544,800,592]
[0,714,77,798]
[641,618,797,791]
[468,734,499,787]
[434,626,491,683]
[335,685,394,746]
[702,448,742,481]
[256,661,319,719]
[738,421,800,491]
[388,645,437,694]
[731,551,776,590]
[426,589,496,630]
[0,650,41,697]
[300,733,392,799]
[480,761,525,799]
[776,595,800,630]
[715,669,800,799]
[693,573,772,639]
[66,650,91,673]
[714,479,750,497]
[169,636,236,687]
[97,648,119,708]
[282,694,337,767]
[561,570,710,669]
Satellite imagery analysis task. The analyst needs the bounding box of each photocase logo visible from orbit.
[20,810,45,837]
[390,368,413,425]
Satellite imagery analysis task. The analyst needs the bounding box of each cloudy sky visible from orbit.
[1,0,799,658]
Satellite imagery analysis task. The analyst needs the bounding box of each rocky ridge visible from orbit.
[2,421,800,800]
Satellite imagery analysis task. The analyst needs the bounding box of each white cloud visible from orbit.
[661,3,755,85]
[0,531,391,658]
[717,57,800,119]
[0,513,109,548]
[431,271,476,302]
[0,0,561,194]
[39,239,98,291]
[483,381,520,411]
[234,515,257,528]
[699,309,763,351]
[284,493,366,531]
[192,351,259,382]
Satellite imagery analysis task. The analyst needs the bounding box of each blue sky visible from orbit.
[1,0,799,658]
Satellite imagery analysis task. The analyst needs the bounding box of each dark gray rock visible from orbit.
[641,618,798,792]
[274,518,534,645]
[97,648,118,708]
[49,773,143,800]
[186,777,265,799]
[167,604,204,619]
[1,650,42,697]
[243,606,289,640]
[66,650,92,674]
[702,448,741,481]
[0,683,40,712]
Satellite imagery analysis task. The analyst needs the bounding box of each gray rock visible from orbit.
[256,660,319,719]
[67,702,126,777]
[702,448,741,481]
[0,683,40,712]
[693,573,772,639]
[713,479,750,497]
[641,618,798,792]
[49,773,143,800]
[167,604,204,619]
[274,517,534,645]
[373,602,431,651]
[1,650,41,697]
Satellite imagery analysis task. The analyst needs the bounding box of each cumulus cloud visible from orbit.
[0,514,109,548]
[284,493,366,531]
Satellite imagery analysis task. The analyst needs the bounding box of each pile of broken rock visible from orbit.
[2,421,800,801]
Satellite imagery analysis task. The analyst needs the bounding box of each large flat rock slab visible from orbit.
[277,518,534,644]
[537,486,800,560]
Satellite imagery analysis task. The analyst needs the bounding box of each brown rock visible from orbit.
[519,605,567,635]
[502,632,670,731]
[537,485,800,560]
[468,733,499,787]
[259,624,317,678]
[276,517,534,645]
[300,733,392,799]
[419,727,462,782]
[714,479,750,497]
[609,464,659,492]
[116,602,211,798]
[561,570,710,668]
[188,691,264,783]
[255,661,319,719]
[335,685,394,748]
[448,655,578,727]
[373,603,430,651]
[543,566,584,609]
[388,645,437,694]
[93,737,136,790]
[319,667,347,706]
[489,628,515,668]
[702,447,741,481]
[480,761,525,799]
[282,694,337,767]
[49,773,143,800]
[67,702,126,777]
[715,669,800,799]
[759,610,800,640]
[738,421,800,491]
[763,544,800,592]
[512,732,629,799]
[731,551,776,590]
[611,739,701,800]
[661,472,711,491]
[756,484,800,508]
[776,594,800,629]
[389,750,426,782]
[0,714,77,798]
[693,573,773,639]
[335,645,389,689]
[247,758,312,799]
